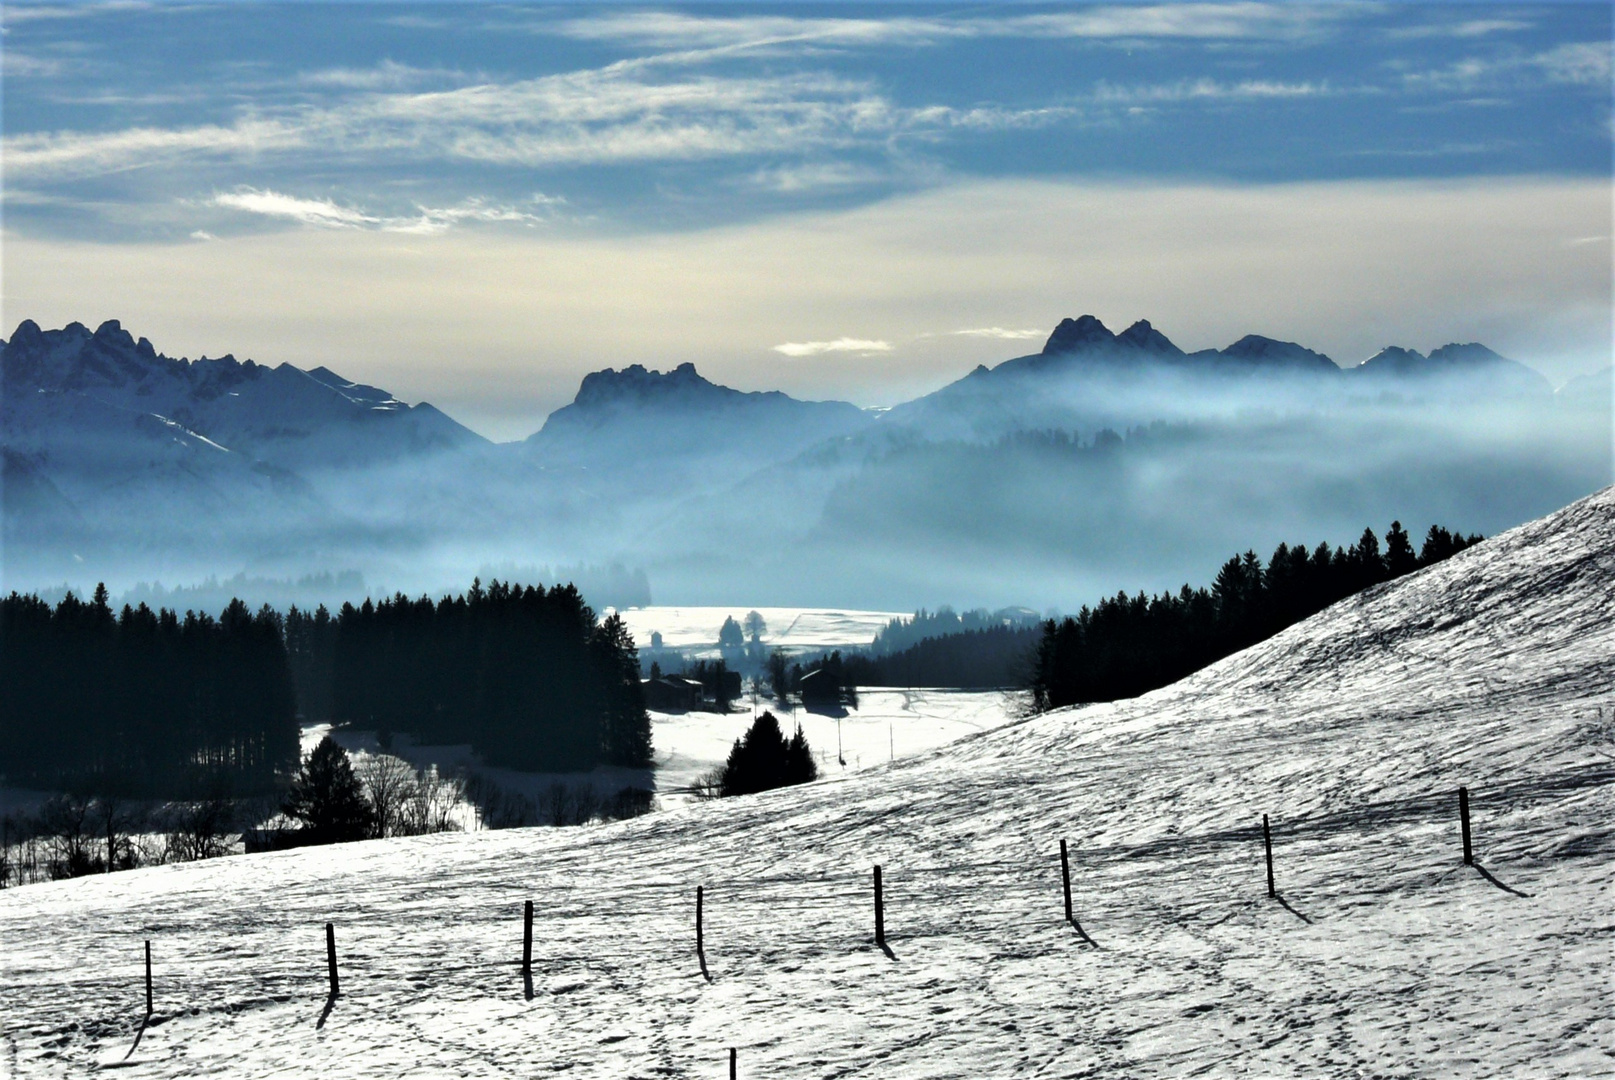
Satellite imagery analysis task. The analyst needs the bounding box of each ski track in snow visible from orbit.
[3,491,1614,1077]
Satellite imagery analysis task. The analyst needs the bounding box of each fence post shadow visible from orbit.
[1069,920,1100,948]
[122,1013,152,1061]
[697,946,712,982]
[877,940,897,961]
[316,993,337,1030]
[1472,861,1532,897]
[1273,893,1313,924]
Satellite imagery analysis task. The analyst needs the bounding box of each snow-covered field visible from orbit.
[610,606,906,652]
[652,689,1021,800]
[3,490,1613,1078]
[309,689,1016,814]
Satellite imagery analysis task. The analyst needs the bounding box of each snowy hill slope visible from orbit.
[3,490,1613,1077]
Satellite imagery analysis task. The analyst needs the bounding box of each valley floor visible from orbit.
[2,492,1612,1078]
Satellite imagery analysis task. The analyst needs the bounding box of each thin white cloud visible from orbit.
[773,338,893,357]
[2,52,65,77]
[1535,42,1612,86]
[189,229,216,241]
[1402,41,1612,93]
[554,6,1348,49]
[748,162,884,193]
[1092,78,1331,105]
[0,1,149,24]
[5,119,302,177]
[213,189,375,228]
[952,327,1045,340]
[209,187,561,233]
[1386,18,1532,41]
[298,60,469,91]
[2,60,1079,181]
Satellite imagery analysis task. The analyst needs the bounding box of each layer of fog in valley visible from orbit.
[2,315,1609,611]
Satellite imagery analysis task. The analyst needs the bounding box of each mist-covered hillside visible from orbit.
[2,316,1608,610]
[3,486,1609,1077]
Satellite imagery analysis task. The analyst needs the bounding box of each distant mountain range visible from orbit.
[3,318,481,468]
[2,315,1607,609]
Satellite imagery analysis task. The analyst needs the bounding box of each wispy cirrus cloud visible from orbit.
[212,189,375,228]
[0,1,150,24]
[1401,41,1612,93]
[2,57,1078,182]
[296,59,471,91]
[5,119,304,177]
[209,187,563,233]
[1385,18,1533,41]
[1091,78,1334,105]
[2,52,66,77]
[772,338,893,357]
[951,327,1045,340]
[1535,42,1612,86]
[554,5,1350,50]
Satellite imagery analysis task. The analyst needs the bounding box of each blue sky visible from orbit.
[3,3,1610,439]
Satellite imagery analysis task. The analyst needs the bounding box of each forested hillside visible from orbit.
[0,588,298,796]
[1033,524,1482,709]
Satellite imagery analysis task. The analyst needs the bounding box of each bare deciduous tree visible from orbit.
[356,753,420,839]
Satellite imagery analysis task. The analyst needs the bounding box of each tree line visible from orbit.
[300,579,651,772]
[1,579,652,800]
[1032,523,1482,710]
[843,624,1042,689]
[0,587,298,796]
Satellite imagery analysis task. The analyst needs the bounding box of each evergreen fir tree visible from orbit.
[282,736,373,843]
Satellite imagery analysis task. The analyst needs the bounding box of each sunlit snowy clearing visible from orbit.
[2,490,1611,1078]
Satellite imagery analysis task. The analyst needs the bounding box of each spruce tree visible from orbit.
[1384,521,1419,578]
[282,736,373,843]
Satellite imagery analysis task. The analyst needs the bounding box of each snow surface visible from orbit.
[307,689,1017,814]
[3,489,1613,1078]
[610,606,906,653]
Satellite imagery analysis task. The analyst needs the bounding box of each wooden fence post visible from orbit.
[1262,814,1275,898]
[729,1045,737,1079]
[1458,787,1473,865]
[1059,839,1073,924]
[522,900,533,974]
[325,922,339,997]
[696,885,704,954]
[873,865,885,946]
[144,940,152,1015]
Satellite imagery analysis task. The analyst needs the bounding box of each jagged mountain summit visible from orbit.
[1,319,483,469]
[526,361,871,481]
[885,313,1553,440]
[1012,314,1544,385]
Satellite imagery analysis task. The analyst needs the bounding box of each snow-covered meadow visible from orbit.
[2,490,1612,1078]
[613,605,909,659]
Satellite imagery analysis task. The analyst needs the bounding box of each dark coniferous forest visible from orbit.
[0,587,298,796]
[1,579,652,799]
[317,580,651,772]
[1031,524,1482,710]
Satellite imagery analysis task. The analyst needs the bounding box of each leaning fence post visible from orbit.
[873,865,885,946]
[1458,787,1473,865]
[144,940,153,1015]
[1059,839,1073,924]
[325,922,339,997]
[522,900,534,974]
[1262,814,1276,898]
